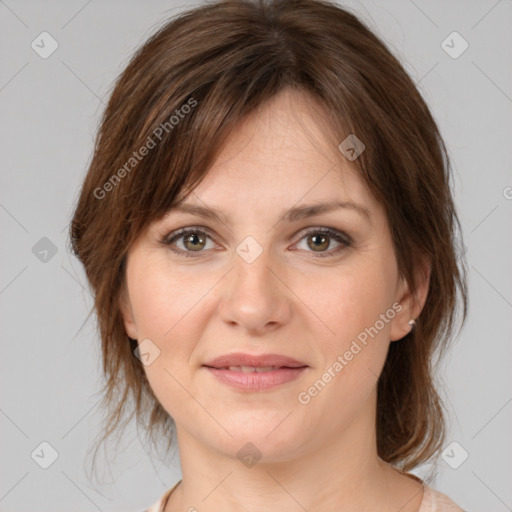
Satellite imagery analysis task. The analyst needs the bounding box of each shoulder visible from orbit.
[139,493,165,512]
[141,480,181,512]
[420,484,466,512]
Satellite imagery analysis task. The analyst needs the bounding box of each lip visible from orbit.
[202,352,309,392]
[203,352,308,369]
[204,366,308,391]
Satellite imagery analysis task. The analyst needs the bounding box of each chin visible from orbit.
[203,417,309,463]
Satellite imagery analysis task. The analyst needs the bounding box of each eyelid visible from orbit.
[294,226,353,245]
[162,225,216,244]
[162,226,220,257]
[290,226,353,258]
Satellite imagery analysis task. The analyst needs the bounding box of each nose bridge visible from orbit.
[232,236,277,300]
[218,234,291,332]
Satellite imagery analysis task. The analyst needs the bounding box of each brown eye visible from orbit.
[183,232,207,251]
[295,228,352,258]
[164,228,216,258]
[307,233,330,252]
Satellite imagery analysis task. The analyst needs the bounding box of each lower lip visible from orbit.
[203,366,308,391]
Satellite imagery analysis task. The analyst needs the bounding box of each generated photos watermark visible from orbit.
[93,97,198,200]
[297,301,403,405]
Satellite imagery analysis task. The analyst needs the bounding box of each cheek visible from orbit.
[126,255,225,390]
[126,258,211,417]
[128,256,211,338]
[299,254,398,346]
[294,252,398,403]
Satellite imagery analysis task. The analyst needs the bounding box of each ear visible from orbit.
[118,285,138,340]
[390,258,431,342]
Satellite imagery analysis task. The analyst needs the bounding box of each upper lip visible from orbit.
[203,353,308,369]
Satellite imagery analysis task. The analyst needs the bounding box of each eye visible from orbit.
[293,227,352,257]
[162,226,352,259]
[163,227,217,258]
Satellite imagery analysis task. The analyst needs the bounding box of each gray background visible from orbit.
[1,0,511,510]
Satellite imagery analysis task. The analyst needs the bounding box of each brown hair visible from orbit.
[69,0,467,480]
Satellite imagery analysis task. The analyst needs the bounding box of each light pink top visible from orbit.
[143,476,465,512]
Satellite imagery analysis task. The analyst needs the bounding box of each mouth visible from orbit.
[204,365,306,372]
[202,352,308,369]
[202,364,308,391]
[201,352,309,391]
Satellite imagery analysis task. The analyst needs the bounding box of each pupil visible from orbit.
[310,234,328,251]
[186,233,204,251]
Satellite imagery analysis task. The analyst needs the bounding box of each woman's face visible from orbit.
[120,88,419,463]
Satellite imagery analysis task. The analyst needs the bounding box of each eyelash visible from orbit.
[161,226,352,259]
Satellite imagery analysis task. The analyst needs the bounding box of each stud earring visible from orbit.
[408,319,416,328]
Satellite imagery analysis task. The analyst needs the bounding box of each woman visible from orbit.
[69,0,468,510]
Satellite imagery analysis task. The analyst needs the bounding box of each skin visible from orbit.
[120,87,430,512]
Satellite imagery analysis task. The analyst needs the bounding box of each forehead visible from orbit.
[177,88,378,217]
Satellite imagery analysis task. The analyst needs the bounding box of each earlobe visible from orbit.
[390,314,417,342]
[119,290,138,340]
[390,261,430,342]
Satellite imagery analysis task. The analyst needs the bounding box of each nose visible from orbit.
[217,242,293,336]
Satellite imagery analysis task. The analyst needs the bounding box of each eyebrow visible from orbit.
[167,200,371,225]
